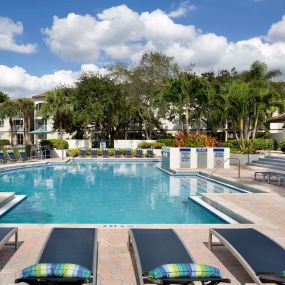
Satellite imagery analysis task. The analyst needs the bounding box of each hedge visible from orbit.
[280,141,285,153]
[0,139,10,147]
[157,139,175,147]
[137,142,164,149]
[221,138,277,151]
[40,139,69,150]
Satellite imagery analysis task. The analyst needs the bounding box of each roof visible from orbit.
[270,114,285,122]
[32,93,47,99]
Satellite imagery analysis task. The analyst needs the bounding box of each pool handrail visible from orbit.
[208,157,240,178]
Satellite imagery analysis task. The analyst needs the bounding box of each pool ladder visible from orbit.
[207,158,241,179]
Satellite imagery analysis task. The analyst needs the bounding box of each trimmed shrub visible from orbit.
[253,138,277,150]
[221,140,240,149]
[157,139,175,147]
[137,142,163,149]
[0,139,10,147]
[67,148,80,157]
[40,139,69,150]
[280,141,285,153]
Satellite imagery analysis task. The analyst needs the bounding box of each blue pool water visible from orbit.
[0,161,239,224]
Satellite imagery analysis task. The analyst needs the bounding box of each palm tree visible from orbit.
[241,61,284,139]
[40,88,73,139]
[0,100,18,145]
[17,98,34,145]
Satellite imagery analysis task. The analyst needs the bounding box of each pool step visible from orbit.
[0,195,26,217]
[188,196,239,224]
[248,155,285,170]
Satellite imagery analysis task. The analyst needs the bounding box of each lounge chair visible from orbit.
[146,148,154,158]
[114,148,121,158]
[7,149,18,162]
[209,228,285,285]
[136,148,143,158]
[19,149,36,162]
[41,146,51,159]
[91,148,98,158]
[258,274,285,284]
[0,227,18,250]
[80,148,86,158]
[129,229,230,285]
[15,227,98,285]
[102,148,109,158]
[125,148,132,158]
[254,171,285,186]
[0,150,8,163]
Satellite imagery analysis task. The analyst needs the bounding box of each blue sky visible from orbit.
[0,0,285,97]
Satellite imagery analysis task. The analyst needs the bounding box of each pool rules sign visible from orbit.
[180,148,191,168]
[214,148,225,168]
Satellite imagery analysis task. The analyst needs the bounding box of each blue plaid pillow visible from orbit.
[21,263,92,279]
[148,263,221,279]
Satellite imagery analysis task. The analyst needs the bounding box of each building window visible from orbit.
[16,134,24,145]
[13,119,23,127]
[0,120,4,128]
[35,103,43,112]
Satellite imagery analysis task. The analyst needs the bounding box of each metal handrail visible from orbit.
[207,157,241,179]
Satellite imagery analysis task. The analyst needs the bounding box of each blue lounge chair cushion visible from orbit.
[21,263,92,279]
[148,263,221,279]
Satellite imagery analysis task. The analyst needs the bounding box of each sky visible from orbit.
[1,0,285,98]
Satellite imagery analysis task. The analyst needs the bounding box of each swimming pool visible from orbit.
[0,161,242,224]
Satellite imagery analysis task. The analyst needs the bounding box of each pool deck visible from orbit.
[0,159,284,284]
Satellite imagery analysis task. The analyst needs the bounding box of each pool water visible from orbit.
[0,161,239,224]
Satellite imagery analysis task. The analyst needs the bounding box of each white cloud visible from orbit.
[0,64,107,98]
[168,1,197,18]
[267,15,285,43]
[0,17,37,53]
[41,5,285,79]
[2,5,285,98]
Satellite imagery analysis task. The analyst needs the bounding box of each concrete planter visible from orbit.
[230,153,265,165]
[152,149,161,157]
[51,149,67,159]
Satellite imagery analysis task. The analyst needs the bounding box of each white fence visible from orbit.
[114,140,156,149]
[66,140,91,149]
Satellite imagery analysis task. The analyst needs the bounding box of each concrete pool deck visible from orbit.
[0,159,284,284]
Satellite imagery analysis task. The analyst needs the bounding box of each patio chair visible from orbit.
[7,149,18,162]
[41,146,51,159]
[146,148,154,158]
[80,148,86,158]
[125,148,132,158]
[19,149,37,162]
[91,148,98,158]
[128,229,230,285]
[209,228,285,285]
[15,227,98,285]
[0,227,18,251]
[114,148,121,158]
[102,148,109,158]
[135,148,143,158]
[0,150,8,163]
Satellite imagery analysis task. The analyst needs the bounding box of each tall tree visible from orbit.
[17,98,34,145]
[0,91,8,103]
[241,61,284,139]
[40,88,73,139]
[0,100,18,145]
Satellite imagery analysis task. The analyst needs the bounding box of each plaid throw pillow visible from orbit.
[148,263,221,279]
[21,263,92,279]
